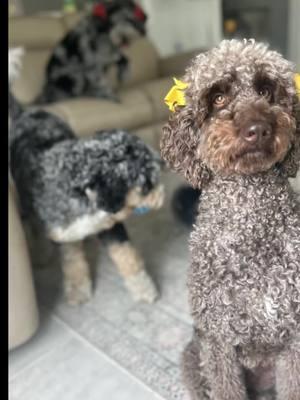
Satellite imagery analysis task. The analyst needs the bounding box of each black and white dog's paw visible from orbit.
[125,270,158,303]
[64,276,92,306]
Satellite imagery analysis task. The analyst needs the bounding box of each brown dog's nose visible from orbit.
[242,122,272,143]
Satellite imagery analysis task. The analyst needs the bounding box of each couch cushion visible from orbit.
[9,13,161,103]
[9,177,39,350]
[133,121,165,150]
[89,38,160,91]
[11,49,51,104]
[137,76,173,122]
[62,12,84,30]
[44,88,154,136]
[9,15,66,49]
[118,38,160,89]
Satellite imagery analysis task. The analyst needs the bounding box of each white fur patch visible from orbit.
[49,210,112,242]
[289,170,300,195]
[49,184,165,243]
[264,296,278,319]
[9,47,24,82]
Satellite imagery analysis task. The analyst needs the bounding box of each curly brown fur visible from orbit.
[161,39,300,187]
[161,39,300,400]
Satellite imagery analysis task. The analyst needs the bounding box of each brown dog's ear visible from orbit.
[160,105,211,189]
[280,97,300,178]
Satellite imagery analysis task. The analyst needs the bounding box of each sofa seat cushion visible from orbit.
[137,76,173,122]
[9,177,39,350]
[44,88,154,136]
[117,38,160,89]
[9,15,66,49]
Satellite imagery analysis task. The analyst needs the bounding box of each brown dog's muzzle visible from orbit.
[233,100,277,150]
[200,96,294,175]
[241,121,272,145]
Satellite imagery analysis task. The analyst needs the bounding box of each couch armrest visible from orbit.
[9,177,39,350]
[158,48,206,78]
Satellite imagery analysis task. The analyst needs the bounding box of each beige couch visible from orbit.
[9,176,39,350]
[9,12,200,349]
[9,12,200,148]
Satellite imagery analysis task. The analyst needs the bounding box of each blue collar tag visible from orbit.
[133,206,150,215]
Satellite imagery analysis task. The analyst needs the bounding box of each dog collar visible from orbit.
[133,206,151,215]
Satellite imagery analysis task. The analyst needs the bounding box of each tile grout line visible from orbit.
[51,313,166,400]
[158,303,192,326]
[59,299,187,370]
[9,322,72,383]
[51,306,188,397]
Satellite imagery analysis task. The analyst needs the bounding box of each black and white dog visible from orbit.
[9,50,164,306]
[35,0,147,104]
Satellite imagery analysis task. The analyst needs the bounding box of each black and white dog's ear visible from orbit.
[92,2,108,19]
[82,178,129,214]
[9,47,24,83]
[99,178,129,214]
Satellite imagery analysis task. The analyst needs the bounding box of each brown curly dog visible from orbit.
[161,39,300,400]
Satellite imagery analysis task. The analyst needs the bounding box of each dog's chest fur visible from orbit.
[189,170,300,352]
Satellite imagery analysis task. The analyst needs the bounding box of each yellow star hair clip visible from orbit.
[295,73,300,100]
[164,78,189,112]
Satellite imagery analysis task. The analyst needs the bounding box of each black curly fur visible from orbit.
[10,93,162,236]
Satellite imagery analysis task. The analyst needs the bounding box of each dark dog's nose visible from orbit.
[242,122,272,144]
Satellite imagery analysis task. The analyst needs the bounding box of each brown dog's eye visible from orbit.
[213,93,226,107]
[258,85,272,100]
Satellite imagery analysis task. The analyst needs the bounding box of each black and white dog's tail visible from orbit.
[8,47,74,150]
[8,47,25,121]
[9,47,24,83]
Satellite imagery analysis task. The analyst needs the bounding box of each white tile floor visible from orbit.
[9,172,193,400]
[10,315,164,400]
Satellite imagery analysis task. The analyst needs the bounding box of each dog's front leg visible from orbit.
[84,69,120,102]
[204,338,248,400]
[60,241,92,305]
[182,329,210,400]
[276,339,300,400]
[116,54,129,82]
[99,223,158,303]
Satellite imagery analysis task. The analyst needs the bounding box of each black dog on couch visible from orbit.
[36,0,147,104]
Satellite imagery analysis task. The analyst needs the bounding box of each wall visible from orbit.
[22,0,62,13]
[139,0,222,57]
[223,0,288,56]
[9,0,24,16]
[288,0,300,70]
